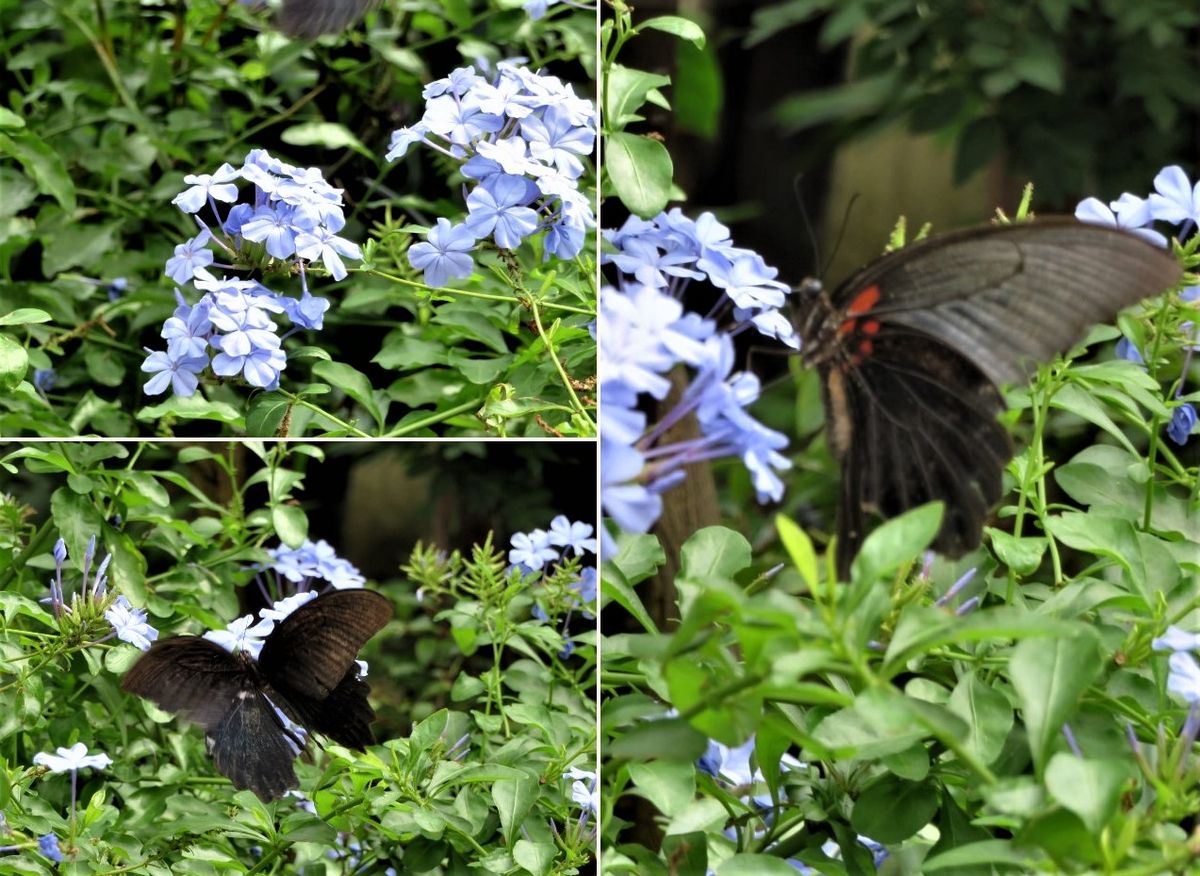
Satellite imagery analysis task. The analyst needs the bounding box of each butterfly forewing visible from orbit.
[826,220,1182,386]
[803,219,1182,578]
[277,0,377,37]
[275,667,377,749]
[121,637,253,730]
[257,589,393,701]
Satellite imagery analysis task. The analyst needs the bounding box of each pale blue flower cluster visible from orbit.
[267,538,366,589]
[1076,164,1197,446]
[386,60,596,287]
[142,149,361,397]
[509,516,597,659]
[600,211,793,554]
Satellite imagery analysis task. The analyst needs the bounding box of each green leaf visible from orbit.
[606,131,673,218]
[986,529,1047,576]
[245,393,293,437]
[271,504,308,547]
[608,718,709,762]
[678,526,752,582]
[947,673,1014,766]
[851,775,938,843]
[1044,754,1134,834]
[311,361,386,431]
[280,121,371,157]
[0,308,51,326]
[924,840,1031,872]
[673,40,721,139]
[1049,383,1138,454]
[512,840,557,876]
[0,334,28,390]
[717,855,801,875]
[136,395,244,427]
[0,131,75,211]
[851,502,943,584]
[627,760,695,817]
[1010,633,1103,775]
[638,15,706,47]
[604,63,672,128]
[491,775,538,847]
[775,514,818,592]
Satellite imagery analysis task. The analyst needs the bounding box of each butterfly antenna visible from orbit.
[793,174,822,277]
[823,193,860,279]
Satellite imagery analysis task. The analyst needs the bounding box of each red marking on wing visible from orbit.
[858,339,874,357]
[861,319,881,336]
[846,285,881,316]
[838,319,858,337]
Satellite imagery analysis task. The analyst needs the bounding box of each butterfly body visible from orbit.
[796,219,1182,577]
[122,589,392,800]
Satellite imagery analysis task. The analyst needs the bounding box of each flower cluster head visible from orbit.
[1153,625,1200,703]
[600,211,794,554]
[509,516,597,658]
[1077,164,1198,446]
[142,149,361,398]
[386,60,596,287]
[267,538,366,589]
[205,539,368,660]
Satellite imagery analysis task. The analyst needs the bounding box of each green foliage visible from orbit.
[600,3,705,217]
[750,0,1200,201]
[0,443,596,872]
[0,0,596,437]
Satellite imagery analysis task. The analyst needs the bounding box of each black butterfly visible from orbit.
[795,219,1182,578]
[122,588,393,800]
[277,0,377,37]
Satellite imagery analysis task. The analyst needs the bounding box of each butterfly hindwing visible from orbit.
[207,689,301,801]
[257,588,393,701]
[275,666,377,750]
[823,325,1012,577]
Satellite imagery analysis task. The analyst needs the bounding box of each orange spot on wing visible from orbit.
[847,284,881,316]
[838,318,858,336]
[861,319,881,335]
[858,339,874,356]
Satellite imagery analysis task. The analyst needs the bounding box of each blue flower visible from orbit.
[573,567,597,604]
[240,205,299,259]
[1168,651,1200,703]
[204,613,275,659]
[279,291,330,331]
[1147,165,1200,228]
[267,539,365,588]
[295,226,362,282]
[212,337,287,390]
[34,742,112,773]
[1115,336,1144,365]
[172,162,240,213]
[161,296,213,359]
[38,834,63,863]
[1074,196,1167,248]
[105,596,159,650]
[1153,625,1200,652]
[1168,403,1196,445]
[409,218,478,287]
[33,368,56,394]
[165,229,216,284]
[141,347,208,396]
[521,104,594,178]
[547,515,598,557]
[509,529,560,571]
[465,175,541,249]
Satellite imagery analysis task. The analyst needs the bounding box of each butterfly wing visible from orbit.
[277,0,377,37]
[805,220,1180,577]
[257,589,393,701]
[826,219,1181,386]
[207,690,301,801]
[273,667,377,749]
[121,637,252,729]
[822,325,1012,578]
[123,636,305,800]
